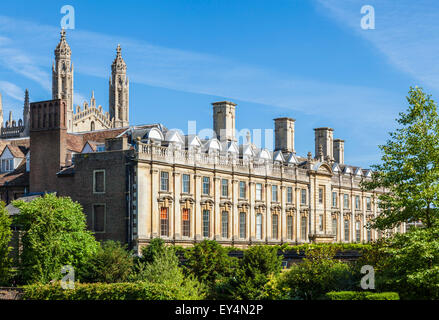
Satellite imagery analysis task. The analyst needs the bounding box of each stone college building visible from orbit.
[0,30,405,252]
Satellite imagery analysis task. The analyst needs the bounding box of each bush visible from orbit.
[22,281,204,300]
[224,245,283,300]
[13,194,99,284]
[184,240,237,286]
[139,238,166,264]
[280,246,356,300]
[371,227,439,299]
[81,241,134,283]
[0,201,12,285]
[325,291,399,300]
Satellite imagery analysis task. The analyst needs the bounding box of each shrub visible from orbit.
[280,246,356,300]
[0,201,12,285]
[13,194,99,284]
[184,240,237,286]
[139,238,166,264]
[22,281,204,300]
[325,291,399,300]
[81,241,134,283]
[374,227,439,299]
[225,245,283,300]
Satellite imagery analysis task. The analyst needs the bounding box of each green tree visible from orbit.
[362,86,439,230]
[82,240,134,283]
[0,201,12,285]
[131,244,206,298]
[375,226,439,299]
[139,237,166,264]
[184,240,237,286]
[229,245,283,300]
[13,194,99,284]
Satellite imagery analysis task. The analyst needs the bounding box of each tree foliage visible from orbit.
[184,240,237,286]
[13,194,99,284]
[226,245,283,300]
[362,86,439,229]
[280,246,356,300]
[0,201,12,285]
[374,226,439,299]
[81,240,134,283]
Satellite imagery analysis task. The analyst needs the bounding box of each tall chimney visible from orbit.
[30,99,68,193]
[212,101,236,142]
[333,139,344,164]
[274,117,295,153]
[314,127,334,161]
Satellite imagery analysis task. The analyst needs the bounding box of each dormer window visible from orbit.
[1,159,13,172]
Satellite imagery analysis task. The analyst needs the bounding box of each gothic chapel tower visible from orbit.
[52,29,74,131]
[109,44,129,128]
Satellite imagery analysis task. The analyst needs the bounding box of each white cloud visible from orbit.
[314,0,439,93]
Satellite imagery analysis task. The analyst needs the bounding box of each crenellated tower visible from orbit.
[109,44,129,128]
[52,29,74,132]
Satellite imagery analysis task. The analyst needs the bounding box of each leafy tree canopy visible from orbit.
[13,193,99,284]
[0,201,12,285]
[363,86,439,229]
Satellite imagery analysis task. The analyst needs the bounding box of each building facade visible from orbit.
[0,30,406,253]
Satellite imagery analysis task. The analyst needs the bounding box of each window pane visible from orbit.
[287,187,292,203]
[160,172,169,191]
[221,179,228,197]
[256,214,262,239]
[94,171,105,193]
[93,205,105,232]
[332,218,337,236]
[239,212,246,238]
[182,208,190,237]
[319,188,323,204]
[287,215,293,239]
[160,207,169,236]
[301,189,306,205]
[240,182,246,198]
[272,214,278,239]
[344,219,350,241]
[203,177,210,195]
[272,185,278,202]
[332,192,337,207]
[221,211,228,238]
[301,216,307,240]
[256,184,262,201]
[203,210,210,237]
[182,174,190,193]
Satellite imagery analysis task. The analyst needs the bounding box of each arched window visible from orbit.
[90,121,95,131]
[160,207,169,237]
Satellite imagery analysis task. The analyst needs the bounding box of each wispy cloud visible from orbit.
[314,0,439,93]
[0,80,23,101]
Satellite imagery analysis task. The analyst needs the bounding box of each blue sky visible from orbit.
[0,0,437,168]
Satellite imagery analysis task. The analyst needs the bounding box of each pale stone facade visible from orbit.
[127,102,406,251]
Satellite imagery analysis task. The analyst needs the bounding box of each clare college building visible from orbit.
[0,30,405,252]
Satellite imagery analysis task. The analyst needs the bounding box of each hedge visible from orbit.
[325,291,399,300]
[21,281,204,300]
